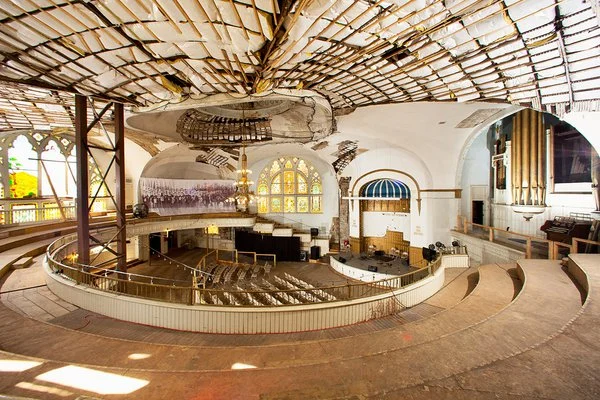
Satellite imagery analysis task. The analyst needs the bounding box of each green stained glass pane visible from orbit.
[297,197,309,213]
[257,183,268,195]
[311,196,322,212]
[311,182,322,194]
[271,197,282,212]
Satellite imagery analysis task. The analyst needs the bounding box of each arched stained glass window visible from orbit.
[257,156,322,214]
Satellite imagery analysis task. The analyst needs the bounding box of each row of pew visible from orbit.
[198,272,339,306]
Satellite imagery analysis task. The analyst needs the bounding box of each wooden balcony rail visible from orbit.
[456,215,600,259]
[46,235,442,307]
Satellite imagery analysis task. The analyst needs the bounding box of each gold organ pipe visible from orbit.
[511,112,516,204]
[537,111,546,205]
[522,109,530,205]
[513,111,522,205]
[530,108,538,205]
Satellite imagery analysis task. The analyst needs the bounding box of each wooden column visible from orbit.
[75,95,90,266]
[114,102,127,272]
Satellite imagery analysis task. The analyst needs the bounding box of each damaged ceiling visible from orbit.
[0,0,598,174]
[0,0,597,114]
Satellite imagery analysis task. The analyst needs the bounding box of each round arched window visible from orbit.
[256,157,322,214]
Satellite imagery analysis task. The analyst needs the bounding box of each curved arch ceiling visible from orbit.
[0,0,598,119]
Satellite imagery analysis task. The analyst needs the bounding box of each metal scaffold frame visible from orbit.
[75,95,126,271]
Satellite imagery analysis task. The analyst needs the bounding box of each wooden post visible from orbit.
[488,227,494,242]
[526,237,532,259]
[114,102,127,272]
[75,95,90,266]
[463,216,468,234]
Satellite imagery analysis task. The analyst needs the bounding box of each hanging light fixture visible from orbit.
[227,108,255,211]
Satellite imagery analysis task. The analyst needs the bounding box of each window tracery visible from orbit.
[257,156,322,214]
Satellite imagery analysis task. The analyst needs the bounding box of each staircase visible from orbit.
[252,215,330,256]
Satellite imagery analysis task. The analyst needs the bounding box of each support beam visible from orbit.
[114,102,127,271]
[75,94,90,266]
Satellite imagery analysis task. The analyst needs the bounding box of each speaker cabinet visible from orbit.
[299,250,308,262]
[310,245,321,259]
[338,257,346,263]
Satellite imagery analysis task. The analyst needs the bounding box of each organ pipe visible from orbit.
[522,109,530,205]
[511,108,546,206]
[512,111,522,205]
[537,111,545,205]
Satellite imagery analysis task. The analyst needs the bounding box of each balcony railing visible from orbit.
[0,197,109,225]
[456,216,600,259]
[46,234,442,307]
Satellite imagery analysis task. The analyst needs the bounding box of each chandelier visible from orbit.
[227,144,255,211]
[225,108,256,211]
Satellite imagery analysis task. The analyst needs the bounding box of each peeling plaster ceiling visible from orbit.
[0,0,597,117]
[0,0,598,173]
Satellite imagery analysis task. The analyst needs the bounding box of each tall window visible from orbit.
[256,156,322,214]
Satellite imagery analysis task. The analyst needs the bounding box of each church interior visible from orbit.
[0,1,599,399]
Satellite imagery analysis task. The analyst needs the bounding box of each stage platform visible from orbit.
[335,251,412,276]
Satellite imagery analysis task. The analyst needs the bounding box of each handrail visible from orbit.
[46,234,442,307]
[257,213,326,235]
[456,215,600,259]
[50,239,196,286]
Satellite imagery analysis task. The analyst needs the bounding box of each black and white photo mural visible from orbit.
[140,178,236,216]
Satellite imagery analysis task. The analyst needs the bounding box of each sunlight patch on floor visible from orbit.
[36,365,149,395]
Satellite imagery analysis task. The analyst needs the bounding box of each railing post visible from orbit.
[526,237,532,259]
[463,216,468,234]
[488,227,494,242]
[572,238,578,254]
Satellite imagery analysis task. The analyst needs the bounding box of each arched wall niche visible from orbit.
[347,168,421,259]
[356,178,412,257]
[247,142,337,237]
[457,107,598,238]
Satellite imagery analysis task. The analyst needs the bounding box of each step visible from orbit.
[11,256,33,269]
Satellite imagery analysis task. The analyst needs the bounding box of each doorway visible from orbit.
[472,201,484,225]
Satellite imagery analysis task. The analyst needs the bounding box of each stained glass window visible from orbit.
[271,197,282,212]
[283,171,295,194]
[271,175,281,194]
[270,161,280,176]
[257,197,268,213]
[297,175,307,194]
[257,183,268,195]
[284,196,295,212]
[256,156,322,213]
[297,197,309,213]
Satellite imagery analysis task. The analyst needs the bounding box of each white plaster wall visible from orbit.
[363,211,410,240]
[337,102,514,187]
[247,143,338,236]
[140,144,229,180]
[563,111,600,155]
